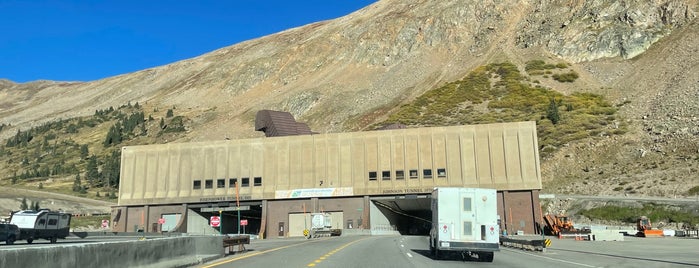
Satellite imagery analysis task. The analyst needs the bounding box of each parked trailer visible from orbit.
[429,187,499,262]
[306,213,332,238]
[10,209,71,244]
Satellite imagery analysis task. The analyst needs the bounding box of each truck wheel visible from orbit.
[50,237,57,243]
[27,238,34,244]
[6,236,15,245]
[479,252,494,262]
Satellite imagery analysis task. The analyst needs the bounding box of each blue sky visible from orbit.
[0,0,376,83]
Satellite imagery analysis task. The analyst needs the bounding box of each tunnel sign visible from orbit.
[210,216,221,227]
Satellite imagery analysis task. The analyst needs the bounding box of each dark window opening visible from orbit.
[217,179,226,188]
[382,171,391,180]
[254,177,262,186]
[409,169,418,179]
[242,177,250,187]
[193,180,201,190]
[205,179,213,189]
[48,219,57,225]
[423,169,433,179]
[437,168,447,178]
[368,171,377,181]
[395,170,405,180]
[229,178,237,187]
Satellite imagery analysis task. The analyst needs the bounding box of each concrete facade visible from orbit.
[113,122,544,237]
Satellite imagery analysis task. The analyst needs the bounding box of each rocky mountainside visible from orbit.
[1,0,697,198]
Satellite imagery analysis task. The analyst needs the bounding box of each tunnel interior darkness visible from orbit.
[372,195,432,235]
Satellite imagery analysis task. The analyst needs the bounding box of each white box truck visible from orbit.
[429,187,499,262]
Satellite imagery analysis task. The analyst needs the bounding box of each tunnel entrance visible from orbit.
[192,201,263,236]
[371,194,432,235]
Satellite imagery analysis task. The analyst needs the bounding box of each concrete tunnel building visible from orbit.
[112,111,544,238]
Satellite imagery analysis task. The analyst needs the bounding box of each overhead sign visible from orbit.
[201,206,250,212]
[240,219,248,226]
[210,216,221,227]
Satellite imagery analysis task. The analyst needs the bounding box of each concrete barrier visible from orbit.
[591,230,624,241]
[500,236,546,251]
[0,235,223,268]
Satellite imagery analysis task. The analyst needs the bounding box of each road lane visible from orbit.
[200,235,699,268]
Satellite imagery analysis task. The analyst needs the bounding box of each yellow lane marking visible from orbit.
[201,239,321,268]
[306,237,371,267]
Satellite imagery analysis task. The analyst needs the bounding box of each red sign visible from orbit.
[210,216,221,227]
[158,218,165,224]
[240,219,248,226]
[101,219,109,228]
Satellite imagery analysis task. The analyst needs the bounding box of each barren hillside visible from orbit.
[0,0,697,200]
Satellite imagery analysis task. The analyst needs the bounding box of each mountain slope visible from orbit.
[0,0,697,198]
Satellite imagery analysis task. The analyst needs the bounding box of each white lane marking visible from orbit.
[503,248,599,268]
[401,244,405,248]
[406,253,413,258]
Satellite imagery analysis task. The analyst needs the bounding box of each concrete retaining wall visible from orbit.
[0,235,223,268]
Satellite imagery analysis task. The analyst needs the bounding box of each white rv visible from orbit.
[429,187,499,262]
[10,209,71,244]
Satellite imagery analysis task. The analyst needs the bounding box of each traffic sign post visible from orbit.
[241,219,248,234]
[210,216,221,228]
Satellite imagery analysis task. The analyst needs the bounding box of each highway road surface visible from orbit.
[199,235,699,268]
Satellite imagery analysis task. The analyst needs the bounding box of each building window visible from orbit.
[205,179,213,189]
[382,171,391,180]
[423,169,433,179]
[193,180,201,190]
[368,171,377,181]
[409,169,418,179]
[217,179,226,188]
[437,168,447,178]
[229,178,237,187]
[395,170,405,180]
[254,177,262,186]
[241,177,250,187]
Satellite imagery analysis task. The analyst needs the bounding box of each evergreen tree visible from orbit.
[166,109,174,118]
[31,200,40,211]
[20,197,28,210]
[86,155,100,186]
[80,144,89,159]
[72,173,82,192]
[547,98,561,124]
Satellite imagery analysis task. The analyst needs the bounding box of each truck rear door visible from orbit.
[459,190,476,241]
